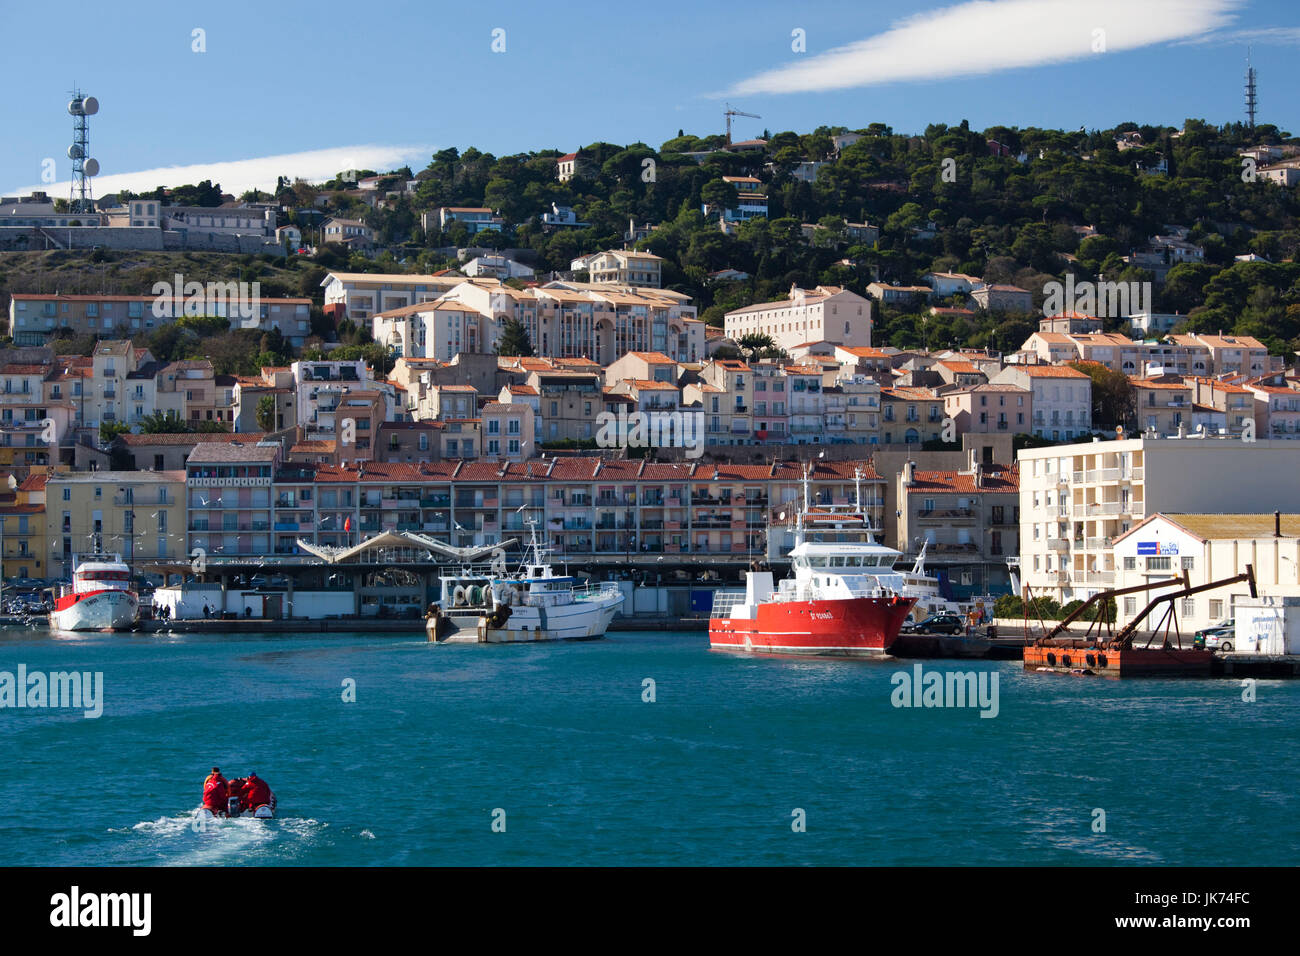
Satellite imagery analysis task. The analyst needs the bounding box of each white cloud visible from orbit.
[723,0,1241,96]
[1182,25,1300,45]
[10,143,433,198]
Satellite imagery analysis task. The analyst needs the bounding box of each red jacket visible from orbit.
[202,774,228,810]
[242,776,271,808]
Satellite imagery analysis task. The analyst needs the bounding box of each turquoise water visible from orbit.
[0,626,1295,866]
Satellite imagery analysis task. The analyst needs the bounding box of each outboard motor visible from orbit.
[227,795,242,818]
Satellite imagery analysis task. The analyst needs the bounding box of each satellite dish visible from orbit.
[68,99,84,115]
[67,144,84,159]
[84,158,100,176]
[778,511,786,520]
[82,96,99,115]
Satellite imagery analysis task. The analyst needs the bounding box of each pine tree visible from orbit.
[496,317,534,357]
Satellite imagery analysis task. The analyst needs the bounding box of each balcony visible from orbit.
[1085,571,1116,585]
[1086,502,1121,516]
[1046,538,1069,551]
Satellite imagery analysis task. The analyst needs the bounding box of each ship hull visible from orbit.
[710,595,916,658]
[49,588,139,632]
[428,592,623,643]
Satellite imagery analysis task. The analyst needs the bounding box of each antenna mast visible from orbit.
[67,88,101,214]
[1245,49,1258,130]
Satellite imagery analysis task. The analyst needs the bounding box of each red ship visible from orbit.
[709,468,916,658]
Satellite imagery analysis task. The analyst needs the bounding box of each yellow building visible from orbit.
[0,473,48,581]
[44,470,186,583]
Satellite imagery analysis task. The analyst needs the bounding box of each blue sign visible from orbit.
[1137,541,1179,556]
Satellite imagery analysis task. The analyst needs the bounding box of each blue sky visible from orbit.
[2,0,1297,197]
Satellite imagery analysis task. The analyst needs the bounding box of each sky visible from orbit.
[2,0,1298,198]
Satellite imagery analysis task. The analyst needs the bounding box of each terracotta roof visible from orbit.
[906,465,1019,494]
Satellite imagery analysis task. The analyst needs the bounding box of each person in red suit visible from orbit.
[202,767,228,814]
[241,772,272,811]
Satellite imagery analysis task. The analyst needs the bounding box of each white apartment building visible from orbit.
[1111,513,1300,636]
[1018,437,1300,602]
[372,281,703,365]
[724,285,872,352]
[321,272,468,323]
[587,250,662,288]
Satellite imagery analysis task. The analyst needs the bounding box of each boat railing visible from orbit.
[573,582,622,602]
[710,591,746,618]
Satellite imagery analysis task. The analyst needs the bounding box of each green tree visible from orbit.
[99,420,131,445]
[495,317,534,357]
[256,395,276,432]
[139,410,189,434]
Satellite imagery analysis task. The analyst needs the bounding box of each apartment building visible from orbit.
[1168,333,1272,376]
[186,442,280,560]
[1132,375,1193,436]
[1247,377,1300,438]
[481,402,535,460]
[373,280,703,365]
[45,470,186,581]
[0,473,46,580]
[944,384,1031,435]
[8,293,314,347]
[991,365,1091,440]
[1017,437,1300,602]
[587,250,663,288]
[724,286,872,353]
[375,421,441,463]
[0,360,72,480]
[880,387,944,445]
[896,457,1020,597]
[321,271,466,322]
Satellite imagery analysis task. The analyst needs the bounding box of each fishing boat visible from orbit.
[427,521,624,643]
[48,553,138,632]
[709,467,916,658]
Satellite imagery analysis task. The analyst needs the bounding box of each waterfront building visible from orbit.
[895,456,1020,597]
[44,470,185,582]
[1017,437,1300,602]
[1111,512,1300,634]
[185,442,280,561]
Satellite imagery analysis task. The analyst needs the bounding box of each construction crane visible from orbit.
[724,103,761,145]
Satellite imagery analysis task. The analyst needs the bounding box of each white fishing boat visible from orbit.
[48,553,139,632]
[427,521,624,643]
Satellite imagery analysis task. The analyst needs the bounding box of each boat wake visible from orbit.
[111,812,329,866]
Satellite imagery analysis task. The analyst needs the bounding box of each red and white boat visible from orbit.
[709,470,916,658]
[49,553,139,632]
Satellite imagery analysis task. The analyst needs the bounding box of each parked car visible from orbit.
[1193,619,1234,650]
[900,613,965,635]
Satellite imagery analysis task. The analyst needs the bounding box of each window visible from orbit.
[1181,556,1194,571]
[1180,599,1195,618]
[1123,556,1136,570]
[1124,597,1137,615]
[1146,556,1172,571]
[1209,599,1223,620]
